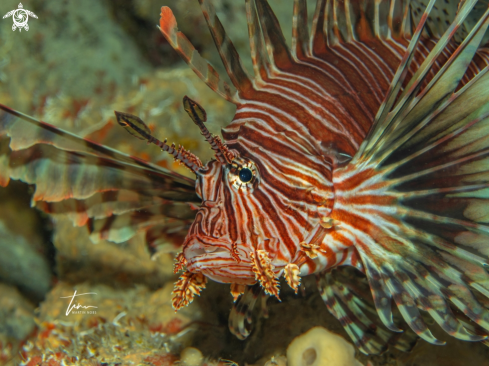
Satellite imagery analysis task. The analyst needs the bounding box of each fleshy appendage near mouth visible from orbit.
[183,238,256,285]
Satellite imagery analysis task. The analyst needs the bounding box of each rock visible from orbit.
[396,326,489,366]
[53,216,175,288]
[263,355,287,366]
[0,220,51,301]
[0,283,35,366]
[0,0,149,112]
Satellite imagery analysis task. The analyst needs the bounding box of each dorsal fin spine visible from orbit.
[310,0,328,54]
[255,0,294,71]
[158,7,240,104]
[354,0,438,163]
[198,0,254,97]
[246,0,271,85]
[292,0,310,60]
[344,0,355,42]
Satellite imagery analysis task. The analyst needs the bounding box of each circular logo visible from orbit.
[12,9,29,28]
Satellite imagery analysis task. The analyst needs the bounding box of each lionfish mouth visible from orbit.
[184,238,256,285]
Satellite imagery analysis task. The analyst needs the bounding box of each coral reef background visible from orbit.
[0,0,489,365]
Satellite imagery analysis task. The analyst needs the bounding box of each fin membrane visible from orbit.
[0,105,199,244]
[317,267,418,354]
[228,283,265,340]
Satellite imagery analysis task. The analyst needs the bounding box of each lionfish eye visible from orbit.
[238,168,253,183]
[229,159,258,190]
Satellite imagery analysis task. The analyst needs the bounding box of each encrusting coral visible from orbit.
[17,282,199,366]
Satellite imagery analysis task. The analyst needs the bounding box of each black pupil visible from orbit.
[239,168,253,183]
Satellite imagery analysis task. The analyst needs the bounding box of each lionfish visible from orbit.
[2,0,489,356]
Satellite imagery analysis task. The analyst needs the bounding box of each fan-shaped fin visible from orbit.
[0,106,199,244]
[255,0,294,71]
[385,259,483,341]
[88,203,193,244]
[381,263,444,345]
[158,7,239,104]
[1,138,194,203]
[410,0,481,41]
[367,2,489,164]
[362,258,401,333]
[360,0,481,160]
[198,0,254,97]
[36,190,167,226]
[37,192,195,243]
[317,268,418,355]
[367,0,437,144]
[331,1,489,344]
[0,104,189,174]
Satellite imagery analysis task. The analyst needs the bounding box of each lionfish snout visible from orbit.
[183,236,256,284]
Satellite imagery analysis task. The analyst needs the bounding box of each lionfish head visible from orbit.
[176,97,300,286]
[183,157,261,285]
[172,97,280,285]
[181,99,335,293]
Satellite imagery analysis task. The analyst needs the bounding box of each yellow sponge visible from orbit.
[286,326,363,366]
